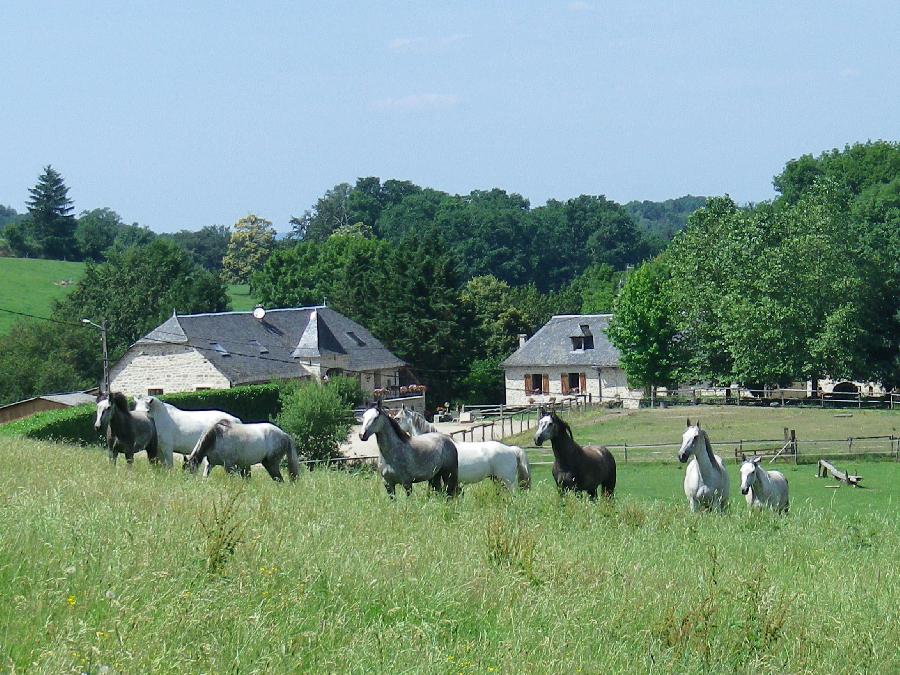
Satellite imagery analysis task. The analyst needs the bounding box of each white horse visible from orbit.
[394,406,531,490]
[184,419,300,481]
[739,455,789,513]
[678,419,729,512]
[134,395,241,468]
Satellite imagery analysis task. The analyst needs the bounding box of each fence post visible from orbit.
[623,442,628,463]
[858,393,862,409]
[791,429,797,464]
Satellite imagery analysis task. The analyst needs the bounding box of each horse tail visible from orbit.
[285,434,300,481]
[190,420,225,462]
[514,446,531,489]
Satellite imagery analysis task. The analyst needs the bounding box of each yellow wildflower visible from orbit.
[67,595,76,607]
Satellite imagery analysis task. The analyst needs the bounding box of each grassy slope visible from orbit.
[0,260,256,333]
[1,436,897,673]
[0,258,86,333]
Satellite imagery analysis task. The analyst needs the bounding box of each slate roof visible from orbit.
[136,306,405,385]
[501,314,622,368]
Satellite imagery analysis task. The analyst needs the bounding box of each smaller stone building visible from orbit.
[501,314,642,407]
[110,306,406,397]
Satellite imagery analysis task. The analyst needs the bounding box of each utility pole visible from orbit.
[82,318,110,394]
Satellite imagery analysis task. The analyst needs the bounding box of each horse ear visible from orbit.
[752,456,762,465]
[696,420,701,429]
[686,418,691,428]
[740,453,747,462]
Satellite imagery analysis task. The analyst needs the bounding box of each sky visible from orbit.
[1,1,898,234]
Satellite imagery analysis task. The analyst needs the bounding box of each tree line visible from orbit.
[609,141,899,395]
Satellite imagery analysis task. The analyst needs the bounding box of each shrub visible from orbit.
[326,375,363,408]
[276,382,354,463]
[0,404,101,446]
[160,383,282,422]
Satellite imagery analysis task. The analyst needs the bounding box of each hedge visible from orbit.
[0,383,285,447]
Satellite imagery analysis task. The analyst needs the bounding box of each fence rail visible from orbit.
[520,432,899,465]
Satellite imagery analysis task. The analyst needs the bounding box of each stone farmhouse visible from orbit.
[501,314,642,407]
[110,306,406,397]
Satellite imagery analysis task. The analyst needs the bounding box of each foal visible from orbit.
[739,455,789,513]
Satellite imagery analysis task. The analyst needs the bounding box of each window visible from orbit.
[210,342,230,356]
[249,339,268,354]
[346,331,366,347]
[562,372,587,395]
[525,373,546,395]
[148,388,163,395]
[570,335,594,350]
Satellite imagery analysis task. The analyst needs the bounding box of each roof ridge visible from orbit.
[176,306,325,318]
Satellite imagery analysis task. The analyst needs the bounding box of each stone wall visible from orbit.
[110,345,231,397]
[503,365,640,406]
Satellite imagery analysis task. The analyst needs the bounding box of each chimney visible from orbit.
[518,333,527,348]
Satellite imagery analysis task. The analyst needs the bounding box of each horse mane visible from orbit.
[382,408,411,441]
[407,409,436,434]
[699,429,718,469]
[552,413,575,441]
[109,391,130,415]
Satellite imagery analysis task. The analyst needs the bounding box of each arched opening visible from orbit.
[831,381,858,395]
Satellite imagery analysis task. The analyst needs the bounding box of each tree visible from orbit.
[167,225,231,271]
[75,208,123,261]
[569,263,621,314]
[57,239,229,355]
[289,183,352,241]
[222,215,276,286]
[607,257,680,398]
[0,320,100,405]
[26,165,77,259]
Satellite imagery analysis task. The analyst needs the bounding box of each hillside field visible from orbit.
[0,435,897,673]
[0,258,258,334]
[0,258,86,333]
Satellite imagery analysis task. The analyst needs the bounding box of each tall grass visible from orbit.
[1,437,897,673]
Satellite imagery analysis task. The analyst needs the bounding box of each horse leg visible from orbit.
[443,469,459,498]
[383,481,397,499]
[125,449,135,467]
[240,466,253,480]
[262,457,284,482]
[428,475,442,491]
[403,483,413,497]
[587,487,598,501]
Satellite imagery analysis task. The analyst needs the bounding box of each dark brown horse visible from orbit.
[534,411,615,499]
[95,392,159,465]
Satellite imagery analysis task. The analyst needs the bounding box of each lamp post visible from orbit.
[82,318,109,394]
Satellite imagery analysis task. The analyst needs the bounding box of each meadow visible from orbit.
[0,258,86,333]
[1,434,897,673]
[0,258,257,334]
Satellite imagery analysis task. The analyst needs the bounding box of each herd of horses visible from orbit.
[94,393,790,512]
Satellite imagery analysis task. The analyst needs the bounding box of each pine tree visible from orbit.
[26,165,77,259]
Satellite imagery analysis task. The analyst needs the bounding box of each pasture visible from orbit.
[0,258,85,333]
[1,436,897,673]
[0,259,257,335]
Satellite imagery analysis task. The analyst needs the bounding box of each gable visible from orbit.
[501,314,621,368]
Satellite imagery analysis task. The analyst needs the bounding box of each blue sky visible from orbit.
[1,1,897,233]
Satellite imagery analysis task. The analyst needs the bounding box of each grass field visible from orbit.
[227,284,258,311]
[0,258,86,333]
[0,259,257,334]
[1,435,897,673]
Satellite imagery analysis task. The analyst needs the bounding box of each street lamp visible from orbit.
[82,318,110,394]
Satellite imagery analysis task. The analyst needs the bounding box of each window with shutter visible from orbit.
[580,372,587,393]
[542,374,550,394]
[525,374,533,394]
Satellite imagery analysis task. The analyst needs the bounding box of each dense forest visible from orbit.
[608,141,900,394]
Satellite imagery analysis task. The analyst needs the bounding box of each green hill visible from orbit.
[0,258,86,333]
[0,258,257,334]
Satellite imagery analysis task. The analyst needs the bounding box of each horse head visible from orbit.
[94,395,111,430]
[677,418,702,463]
[739,456,762,495]
[359,404,384,441]
[534,412,559,446]
[133,395,155,414]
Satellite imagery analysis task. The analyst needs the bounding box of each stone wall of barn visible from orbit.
[109,345,231,397]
